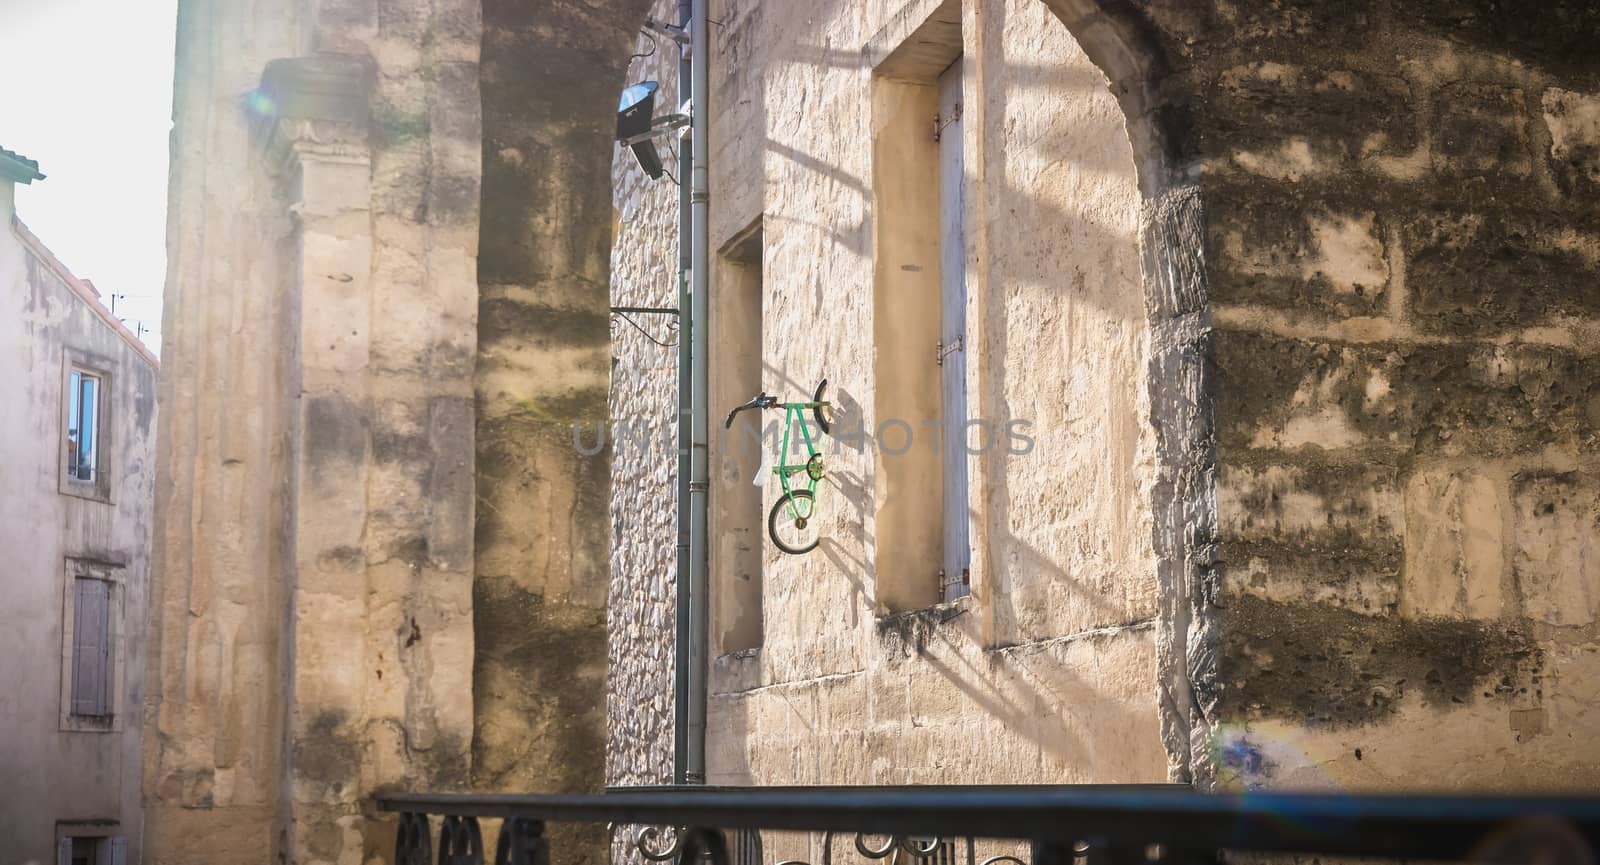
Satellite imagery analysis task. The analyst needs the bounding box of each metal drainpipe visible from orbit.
[686,0,711,786]
[672,0,693,788]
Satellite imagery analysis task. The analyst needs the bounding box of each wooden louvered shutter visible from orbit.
[71,578,110,717]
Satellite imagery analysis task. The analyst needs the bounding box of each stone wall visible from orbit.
[149,1,645,863]
[144,3,302,857]
[606,0,1172,797]
[606,0,683,793]
[1161,0,1600,789]
[606,0,1600,797]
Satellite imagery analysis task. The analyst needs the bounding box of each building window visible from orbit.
[712,220,765,654]
[870,1,967,611]
[57,832,126,865]
[66,369,101,482]
[60,559,123,731]
[69,577,112,718]
[61,355,112,502]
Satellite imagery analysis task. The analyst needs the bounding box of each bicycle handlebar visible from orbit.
[723,393,776,429]
[723,379,831,431]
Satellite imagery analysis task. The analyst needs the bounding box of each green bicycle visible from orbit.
[723,379,833,555]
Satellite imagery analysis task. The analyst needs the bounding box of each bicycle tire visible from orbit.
[768,490,820,555]
[812,379,832,435]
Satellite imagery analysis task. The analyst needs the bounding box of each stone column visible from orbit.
[259,54,478,865]
[260,55,378,865]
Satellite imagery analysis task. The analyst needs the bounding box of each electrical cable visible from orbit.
[628,33,659,65]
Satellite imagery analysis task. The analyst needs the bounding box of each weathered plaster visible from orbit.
[0,204,158,864]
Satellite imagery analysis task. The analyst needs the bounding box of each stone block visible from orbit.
[1216,331,1600,458]
[1219,592,1538,728]
[1214,331,1402,453]
[1432,83,1532,179]
[1416,1,1600,82]
[1402,465,1507,620]
[1218,459,1403,613]
[1403,207,1600,336]
[1199,63,1416,174]
[1512,472,1600,627]
[1542,87,1600,197]
[1211,195,1391,319]
[1220,460,1403,544]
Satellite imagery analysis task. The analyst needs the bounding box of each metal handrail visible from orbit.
[376,784,1600,863]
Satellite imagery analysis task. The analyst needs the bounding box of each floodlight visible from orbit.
[617,81,690,181]
[630,141,666,179]
[617,81,659,141]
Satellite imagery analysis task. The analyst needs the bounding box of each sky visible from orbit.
[2,0,178,354]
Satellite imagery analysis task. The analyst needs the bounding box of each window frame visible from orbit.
[59,351,114,503]
[59,558,125,733]
[55,824,126,865]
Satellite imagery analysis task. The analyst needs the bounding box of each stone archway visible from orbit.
[595,0,1218,792]
[1027,0,1218,787]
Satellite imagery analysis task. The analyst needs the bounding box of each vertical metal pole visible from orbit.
[672,0,693,788]
[686,0,711,785]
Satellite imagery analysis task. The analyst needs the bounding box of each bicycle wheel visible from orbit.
[768,490,820,555]
[812,379,833,435]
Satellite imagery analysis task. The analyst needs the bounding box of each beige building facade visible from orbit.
[607,0,1168,791]
[606,0,1600,796]
[148,0,1600,862]
[1,149,159,865]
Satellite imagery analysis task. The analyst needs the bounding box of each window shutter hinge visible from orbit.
[933,103,963,142]
[939,568,971,587]
[936,335,964,366]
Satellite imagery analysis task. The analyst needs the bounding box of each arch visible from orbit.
[1026,0,1219,786]
[588,0,1217,788]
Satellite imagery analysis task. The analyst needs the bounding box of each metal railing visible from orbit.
[376,784,1600,865]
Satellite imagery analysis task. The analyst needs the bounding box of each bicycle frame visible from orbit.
[772,400,826,504]
[724,380,832,554]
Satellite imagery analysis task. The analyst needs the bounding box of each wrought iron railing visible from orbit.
[376,784,1600,865]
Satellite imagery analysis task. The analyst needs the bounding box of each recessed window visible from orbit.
[69,576,112,719]
[56,832,126,865]
[61,558,123,731]
[712,220,765,654]
[66,369,101,483]
[61,357,112,502]
[870,4,967,611]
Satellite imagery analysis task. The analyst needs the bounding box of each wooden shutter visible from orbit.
[938,56,971,600]
[108,836,127,865]
[71,578,111,717]
[57,837,72,865]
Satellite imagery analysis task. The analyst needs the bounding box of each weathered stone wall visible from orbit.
[154,0,654,861]
[606,0,682,793]
[144,3,302,858]
[2,203,159,865]
[475,0,649,861]
[608,0,1600,797]
[606,0,1171,794]
[1155,0,1600,789]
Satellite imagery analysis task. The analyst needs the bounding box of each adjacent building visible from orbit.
[0,146,159,865]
